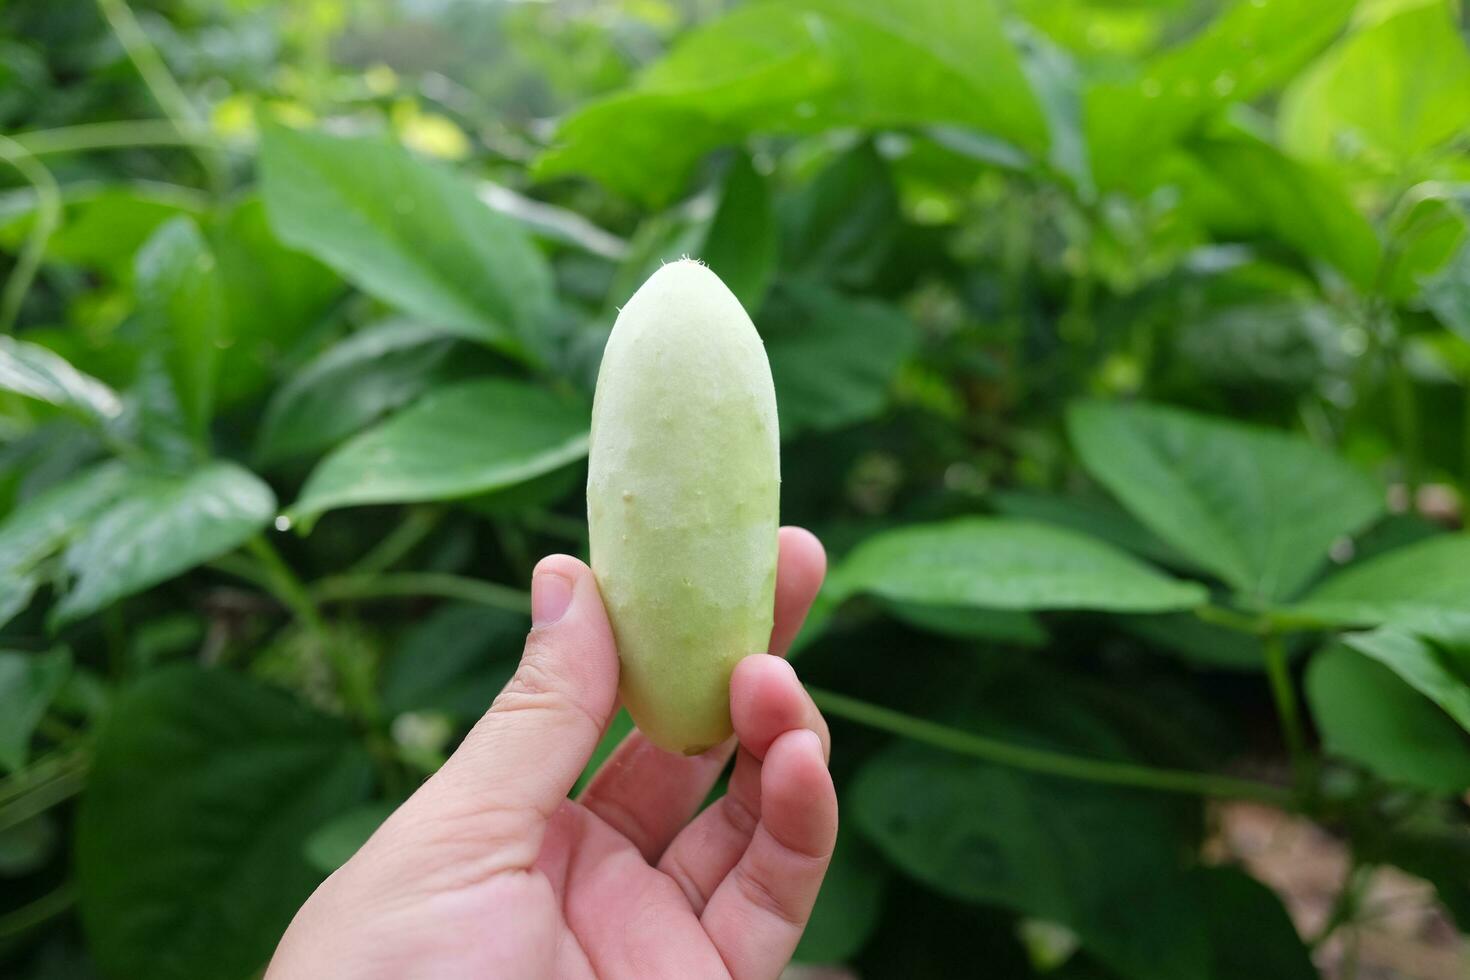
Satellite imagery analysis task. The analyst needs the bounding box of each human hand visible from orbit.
[267,527,835,980]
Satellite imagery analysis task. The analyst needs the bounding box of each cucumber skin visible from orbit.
[587,260,780,755]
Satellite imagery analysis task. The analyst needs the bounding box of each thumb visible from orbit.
[414,555,620,867]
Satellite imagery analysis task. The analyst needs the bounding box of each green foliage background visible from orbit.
[1,0,1469,976]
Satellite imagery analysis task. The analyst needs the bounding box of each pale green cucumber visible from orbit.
[587,259,780,755]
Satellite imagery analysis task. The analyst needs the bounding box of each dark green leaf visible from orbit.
[255,320,456,466]
[381,602,525,721]
[764,283,914,439]
[1068,400,1383,601]
[0,337,122,426]
[699,153,776,312]
[0,460,137,576]
[1121,613,1265,672]
[1290,534,1470,627]
[0,812,58,877]
[1307,645,1470,794]
[135,216,224,442]
[0,647,70,773]
[782,143,899,288]
[76,666,373,980]
[991,489,1198,572]
[1196,867,1316,980]
[260,125,552,358]
[1423,237,1470,342]
[852,742,1209,980]
[793,830,888,963]
[54,462,276,626]
[833,517,1207,613]
[287,378,588,525]
[882,602,1047,647]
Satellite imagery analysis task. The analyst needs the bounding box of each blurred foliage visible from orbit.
[1,0,1469,977]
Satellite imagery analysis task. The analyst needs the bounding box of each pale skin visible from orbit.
[267,527,836,979]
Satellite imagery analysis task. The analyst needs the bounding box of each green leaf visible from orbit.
[0,460,138,576]
[260,124,552,358]
[764,283,915,439]
[0,571,38,630]
[537,0,1045,201]
[1289,533,1470,626]
[287,378,589,525]
[1307,645,1470,794]
[852,742,1209,980]
[990,489,1198,572]
[381,602,525,721]
[0,648,70,773]
[255,321,456,466]
[1086,0,1356,188]
[0,812,58,877]
[210,195,343,407]
[76,666,373,980]
[781,142,900,289]
[53,462,276,626]
[1423,236,1470,343]
[1190,131,1381,289]
[883,602,1048,647]
[135,216,224,442]
[1121,613,1266,672]
[700,153,776,311]
[832,517,1207,613]
[793,830,888,963]
[303,801,397,874]
[0,337,122,426]
[1279,0,1470,167]
[1343,617,1470,733]
[1196,867,1316,980]
[1068,401,1383,601]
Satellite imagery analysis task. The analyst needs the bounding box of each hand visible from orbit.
[267,527,836,980]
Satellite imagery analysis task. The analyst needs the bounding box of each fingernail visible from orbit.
[532,570,574,627]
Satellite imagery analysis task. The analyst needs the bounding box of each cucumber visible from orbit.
[587,260,780,754]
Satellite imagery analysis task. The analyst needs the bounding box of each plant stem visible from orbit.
[245,536,324,634]
[93,0,225,192]
[0,881,75,940]
[0,746,90,833]
[808,687,1293,807]
[351,507,441,575]
[0,135,61,332]
[312,572,531,615]
[1193,602,1267,635]
[10,120,222,157]
[1263,633,1311,796]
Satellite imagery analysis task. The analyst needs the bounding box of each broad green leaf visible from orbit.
[537,0,1044,201]
[303,801,397,874]
[1190,132,1381,288]
[0,648,70,773]
[853,742,1209,980]
[0,181,207,278]
[1086,0,1355,188]
[1343,616,1470,732]
[781,143,899,289]
[135,216,224,441]
[699,153,776,311]
[260,125,552,358]
[833,517,1207,613]
[255,321,456,466]
[0,337,122,425]
[1279,0,1470,167]
[210,195,343,407]
[0,812,58,877]
[1196,867,1317,980]
[1289,534,1470,626]
[793,831,888,963]
[0,460,137,576]
[1369,819,1470,930]
[883,603,1048,647]
[287,379,589,525]
[764,283,915,439]
[381,603,526,721]
[76,666,373,980]
[1068,401,1383,601]
[991,489,1197,572]
[1307,645,1470,794]
[53,462,276,626]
